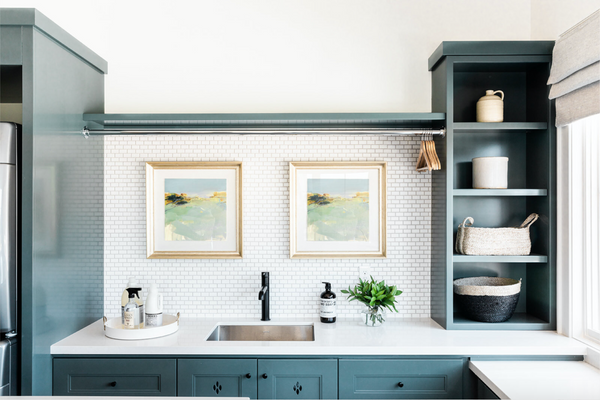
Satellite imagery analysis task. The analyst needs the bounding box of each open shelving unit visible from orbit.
[429,41,556,330]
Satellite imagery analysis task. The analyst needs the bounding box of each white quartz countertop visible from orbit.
[51,317,588,356]
[470,360,600,400]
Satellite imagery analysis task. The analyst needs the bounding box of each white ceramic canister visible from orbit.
[472,157,509,189]
[476,90,504,122]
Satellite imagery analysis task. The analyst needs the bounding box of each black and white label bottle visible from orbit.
[320,282,336,323]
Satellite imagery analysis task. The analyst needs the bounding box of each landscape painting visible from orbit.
[164,178,227,241]
[306,178,369,241]
[290,162,386,258]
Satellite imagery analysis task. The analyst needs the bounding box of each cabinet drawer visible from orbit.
[339,359,463,399]
[53,358,177,396]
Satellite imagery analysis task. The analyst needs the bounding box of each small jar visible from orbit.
[476,90,504,122]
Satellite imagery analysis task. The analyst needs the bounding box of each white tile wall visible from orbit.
[104,135,431,319]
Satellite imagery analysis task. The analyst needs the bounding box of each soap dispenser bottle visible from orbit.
[320,282,336,323]
[145,283,164,327]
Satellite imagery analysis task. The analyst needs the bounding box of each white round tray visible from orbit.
[103,313,180,340]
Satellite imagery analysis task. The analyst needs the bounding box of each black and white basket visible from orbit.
[453,277,521,323]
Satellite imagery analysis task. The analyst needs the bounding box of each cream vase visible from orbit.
[476,90,504,122]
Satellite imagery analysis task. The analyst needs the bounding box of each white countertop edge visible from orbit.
[469,361,509,399]
[50,318,589,356]
[469,360,600,400]
[50,346,588,356]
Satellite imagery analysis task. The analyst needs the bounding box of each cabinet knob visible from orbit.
[262,373,268,379]
[110,381,117,387]
[245,373,252,379]
[397,382,404,388]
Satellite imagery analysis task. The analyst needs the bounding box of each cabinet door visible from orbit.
[178,358,257,398]
[53,358,177,396]
[339,359,463,399]
[257,359,337,399]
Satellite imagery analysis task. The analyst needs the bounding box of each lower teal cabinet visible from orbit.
[338,359,463,399]
[178,358,258,398]
[258,359,338,399]
[53,358,177,396]
[53,356,465,399]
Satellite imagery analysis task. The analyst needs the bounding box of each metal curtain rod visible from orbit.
[81,127,446,139]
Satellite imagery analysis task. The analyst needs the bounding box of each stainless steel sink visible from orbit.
[206,324,314,341]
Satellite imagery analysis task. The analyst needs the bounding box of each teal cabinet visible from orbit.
[1,9,107,394]
[257,359,337,399]
[338,359,463,399]
[53,358,176,396]
[178,359,257,398]
[428,41,557,330]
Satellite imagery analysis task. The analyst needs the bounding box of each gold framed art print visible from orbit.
[290,161,386,259]
[146,161,242,259]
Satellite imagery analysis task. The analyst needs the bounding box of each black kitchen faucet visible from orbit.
[258,272,270,321]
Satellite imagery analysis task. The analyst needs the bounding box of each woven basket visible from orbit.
[454,277,521,322]
[455,213,538,256]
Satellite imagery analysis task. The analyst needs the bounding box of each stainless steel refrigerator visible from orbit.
[0,122,18,396]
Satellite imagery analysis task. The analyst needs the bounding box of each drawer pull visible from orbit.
[262,373,268,379]
[110,381,117,387]
[397,382,404,388]
[245,373,252,379]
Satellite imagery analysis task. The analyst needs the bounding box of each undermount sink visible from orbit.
[206,324,315,342]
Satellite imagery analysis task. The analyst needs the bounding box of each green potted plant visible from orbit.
[341,276,403,327]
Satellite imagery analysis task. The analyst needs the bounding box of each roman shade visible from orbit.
[548,10,600,127]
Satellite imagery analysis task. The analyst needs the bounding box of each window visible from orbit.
[565,114,600,345]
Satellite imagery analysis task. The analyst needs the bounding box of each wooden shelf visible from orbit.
[452,312,550,330]
[453,189,547,197]
[453,254,548,263]
[453,122,547,132]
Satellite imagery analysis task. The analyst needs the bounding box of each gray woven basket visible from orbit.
[455,214,539,256]
[453,277,521,323]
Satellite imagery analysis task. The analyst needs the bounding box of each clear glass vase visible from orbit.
[360,306,386,327]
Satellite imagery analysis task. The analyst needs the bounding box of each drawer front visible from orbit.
[53,358,177,396]
[339,359,463,399]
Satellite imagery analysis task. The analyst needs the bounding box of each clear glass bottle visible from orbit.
[123,293,140,329]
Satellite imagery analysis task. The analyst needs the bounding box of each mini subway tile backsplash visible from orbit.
[104,135,431,319]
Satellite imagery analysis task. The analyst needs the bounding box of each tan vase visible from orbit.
[476,90,504,122]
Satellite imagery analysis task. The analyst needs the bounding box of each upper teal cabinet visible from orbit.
[0,8,106,394]
[428,41,556,330]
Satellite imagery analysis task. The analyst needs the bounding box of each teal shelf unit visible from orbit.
[429,41,556,330]
[82,112,446,132]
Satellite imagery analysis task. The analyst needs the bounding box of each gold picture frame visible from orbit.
[290,161,386,259]
[146,161,242,259]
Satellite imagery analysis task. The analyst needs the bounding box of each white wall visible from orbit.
[4,1,598,113]
[4,0,600,319]
[531,0,600,40]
